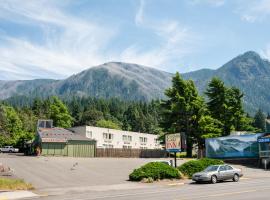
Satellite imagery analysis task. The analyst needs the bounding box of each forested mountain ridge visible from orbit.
[0,62,172,101]
[1,51,270,114]
[182,51,270,113]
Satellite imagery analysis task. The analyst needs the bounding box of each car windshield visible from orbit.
[203,165,219,172]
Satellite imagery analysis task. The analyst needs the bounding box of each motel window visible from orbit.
[103,144,113,148]
[139,137,147,144]
[123,135,132,142]
[103,133,113,141]
[123,145,132,149]
[86,131,92,138]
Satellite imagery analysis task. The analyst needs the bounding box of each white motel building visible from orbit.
[69,126,161,149]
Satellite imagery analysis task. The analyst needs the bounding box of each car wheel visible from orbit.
[211,175,217,184]
[9,150,12,153]
[233,174,239,182]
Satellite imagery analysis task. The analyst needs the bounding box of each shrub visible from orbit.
[178,158,224,178]
[129,162,181,181]
[199,158,224,169]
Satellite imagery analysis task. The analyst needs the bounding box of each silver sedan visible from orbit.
[192,164,243,184]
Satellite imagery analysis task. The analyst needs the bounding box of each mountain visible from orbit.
[182,51,270,114]
[1,51,270,114]
[0,62,172,101]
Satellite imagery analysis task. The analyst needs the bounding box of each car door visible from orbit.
[225,165,234,179]
[218,166,227,180]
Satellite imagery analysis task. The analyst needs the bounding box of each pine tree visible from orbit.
[49,96,73,128]
[254,109,266,132]
[161,72,205,157]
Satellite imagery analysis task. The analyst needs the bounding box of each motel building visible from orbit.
[69,126,161,149]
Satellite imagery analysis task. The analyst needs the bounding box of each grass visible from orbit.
[0,178,34,190]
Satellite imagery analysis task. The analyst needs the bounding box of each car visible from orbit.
[0,146,19,153]
[192,164,243,184]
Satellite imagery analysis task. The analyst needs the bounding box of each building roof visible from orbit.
[38,127,94,142]
[70,125,158,137]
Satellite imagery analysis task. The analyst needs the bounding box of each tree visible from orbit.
[0,105,34,147]
[254,109,266,132]
[49,96,73,128]
[205,78,254,135]
[81,109,104,126]
[161,72,205,157]
[96,119,121,129]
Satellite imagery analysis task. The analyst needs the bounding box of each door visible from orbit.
[68,141,95,157]
[218,166,227,180]
[225,165,234,179]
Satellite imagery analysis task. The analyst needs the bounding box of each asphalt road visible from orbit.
[35,177,270,200]
[1,154,270,200]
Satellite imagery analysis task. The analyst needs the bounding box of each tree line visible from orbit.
[0,73,268,155]
[161,73,265,157]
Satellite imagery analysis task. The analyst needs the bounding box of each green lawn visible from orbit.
[0,178,34,190]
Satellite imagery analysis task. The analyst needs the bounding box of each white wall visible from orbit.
[70,126,161,149]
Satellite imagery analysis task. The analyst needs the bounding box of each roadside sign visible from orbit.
[165,133,181,152]
[258,137,270,143]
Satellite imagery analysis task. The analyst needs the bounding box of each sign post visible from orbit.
[165,133,182,168]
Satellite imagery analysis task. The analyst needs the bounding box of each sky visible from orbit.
[1,0,270,80]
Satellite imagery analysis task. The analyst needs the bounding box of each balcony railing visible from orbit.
[260,151,270,157]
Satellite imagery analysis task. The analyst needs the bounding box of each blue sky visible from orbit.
[0,0,270,80]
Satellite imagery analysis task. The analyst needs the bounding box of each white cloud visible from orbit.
[237,0,270,22]
[260,44,270,60]
[189,0,225,7]
[135,0,145,26]
[0,0,197,80]
[126,1,197,70]
[0,0,117,79]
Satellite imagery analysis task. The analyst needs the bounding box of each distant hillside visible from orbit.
[0,62,173,101]
[182,51,270,114]
[1,51,270,114]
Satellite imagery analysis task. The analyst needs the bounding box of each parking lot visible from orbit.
[1,153,270,200]
[0,154,184,191]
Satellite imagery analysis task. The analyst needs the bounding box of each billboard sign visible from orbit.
[258,137,270,143]
[166,133,181,152]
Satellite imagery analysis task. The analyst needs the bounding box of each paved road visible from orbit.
[1,154,270,200]
[35,177,270,200]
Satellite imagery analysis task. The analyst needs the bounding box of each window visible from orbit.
[225,165,233,170]
[103,133,113,142]
[103,144,113,148]
[139,137,147,144]
[219,166,226,171]
[123,135,132,143]
[86,131,92,138]
[123,145,132,149]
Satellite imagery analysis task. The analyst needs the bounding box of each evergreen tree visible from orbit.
[161,72,205,157]
[254,109,266,132]
[205,77,254,135]
[49,96,73,128]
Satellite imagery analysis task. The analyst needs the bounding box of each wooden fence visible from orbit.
[96,148,168,158]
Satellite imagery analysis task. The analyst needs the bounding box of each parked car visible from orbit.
[192,164,243,184]
[0,146,19,153]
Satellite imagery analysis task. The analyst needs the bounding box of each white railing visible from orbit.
[260,151,270,157]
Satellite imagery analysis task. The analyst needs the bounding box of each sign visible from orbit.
[42,138,67,143]
[166,133,181,152]
[258,137,270,143]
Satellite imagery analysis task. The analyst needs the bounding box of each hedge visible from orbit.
[129,162,181,181]
[178,158,224,178]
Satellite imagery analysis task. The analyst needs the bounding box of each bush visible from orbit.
[178,158,224,178]
[129,162,181,181]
